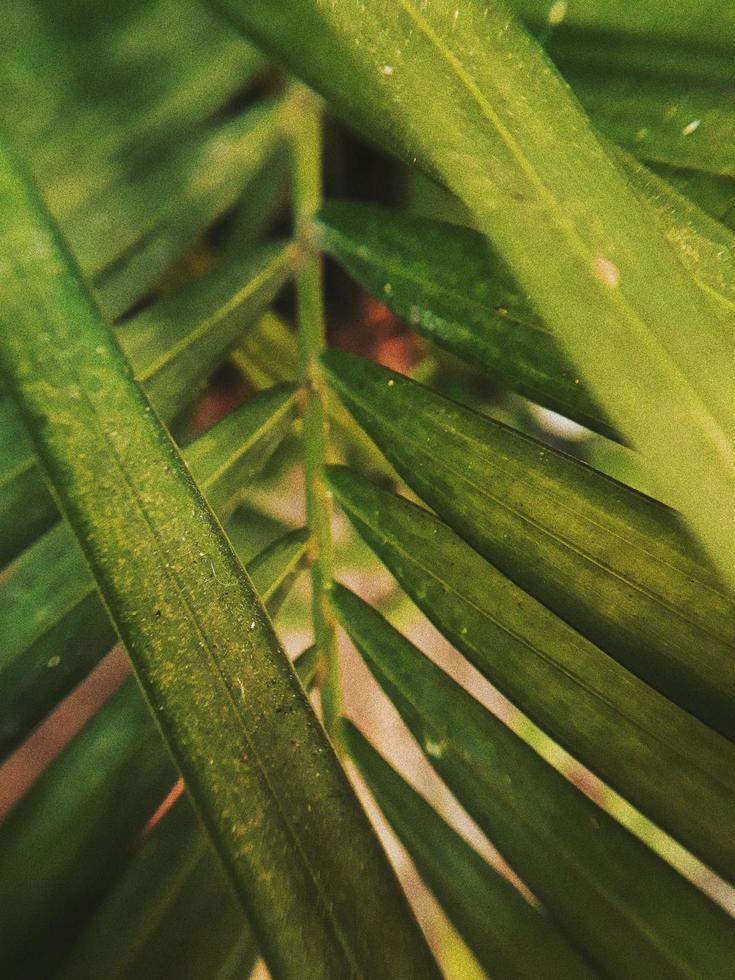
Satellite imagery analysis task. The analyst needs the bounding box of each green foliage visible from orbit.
[1,1,734,977]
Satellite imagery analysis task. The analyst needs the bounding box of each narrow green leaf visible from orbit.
[246,527,311,617]
[88,102,288,317]
[0,524,116,759]
[0,238,293,568]
[333,584,735,979]
[116,849,256,980]
[233,310,299,389]
[0,0,262,222]
[183,384,298,516]
[326,465,735,882]
[541,32,735,92]
[0,391,57,567]
[656,166,735,231]
[0,136,437,980]
[292,644,320,692]
[318,180,735,438]
[0,680,176,977]
[343,719,596,980]
[120,240,295,423]
[212,0,735,589]
[322,351,735,739]
[26,545,339,980]
[59,795,258,980]
[221,503,293,566]
[615,150,735,319]
[510,3,735,174]
[222,144,290,260]
[0,385,297,759]
[510,0,735,75]
[317,201,613,436]
[572,73,735,178]
[232,310,390,471]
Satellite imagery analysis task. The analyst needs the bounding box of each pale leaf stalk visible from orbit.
[292,88,342,738]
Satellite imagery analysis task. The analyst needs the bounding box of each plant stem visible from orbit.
[293,88,342,739]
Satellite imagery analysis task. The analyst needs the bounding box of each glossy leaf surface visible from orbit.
[0,385,297,759]
[213,0,735,588]
[327,465,735,881]
[343,719,595,980]
[333,584,735,979]
[0,138,437,980]
[323,350,735,739]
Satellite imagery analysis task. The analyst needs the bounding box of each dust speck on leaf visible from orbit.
[424,735,447,759]
[547,1,567,26]
[593,255,620,288]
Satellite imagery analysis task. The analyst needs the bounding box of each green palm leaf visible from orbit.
[333,584,735,978]
[327,464,735,881]
[0,135,437,980]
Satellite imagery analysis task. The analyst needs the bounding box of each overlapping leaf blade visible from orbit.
[343,719,596,979]
[0,238,293,568]
[573,74,735,177]
[54,542,318,980]
[0,0,272,317]
[0,137,437,980]
[333,584,735,978]
[326,464,735,882]
[0,680,176,977]
[59,794,259,980]
[211,0,735,589]
[317,202,612,436]
[322,351,735,739]
[318,182,735,440]
[0,0,261,215]
[90,102,287,317]
[511,0,735,58]
[0,385,298,759]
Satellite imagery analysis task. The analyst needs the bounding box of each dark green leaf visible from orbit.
[1,521,360,978]
[511,0,735,64]
[121,240,295,425]
[318,171,735,435]
[59,795,258,980]
[0,0,261,219]
[343,719,596,980]
[317,202,613,436]
[332,584,735,979]
[292,644,320,692]
[246,527,310,617]
[0,140,437,980]
[0,239,293,569]
[0,680,175,977]
[90,102,288,317]
[0,0,269,316]
[574,73,735,178]
[183,383,298,516]
[0,385,297,759]
[322,350,735,740]
[0,391,58,567]
[326,464,735,882]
